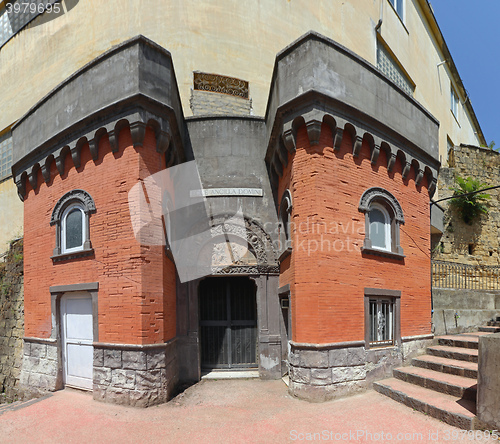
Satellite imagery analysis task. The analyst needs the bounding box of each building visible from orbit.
[0,0,485,405]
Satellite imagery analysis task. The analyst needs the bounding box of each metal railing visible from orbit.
[432,260,500,290]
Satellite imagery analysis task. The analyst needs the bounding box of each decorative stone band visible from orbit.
[288,335,433,402]
[401,334,434,342]
[212,264,279,275]
[290,340,365,350]
[267,105,438,197]
[93,340,177,350]
[23,336,58,345]
[13,104,183,201]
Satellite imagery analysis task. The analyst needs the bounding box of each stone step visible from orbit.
[427,345,478,363]
[458,332,492,337]
[437,335,479,350]
[412,354,478,379]
[479,325,500,333]
[393,366,477,401]
[374,378,477,430]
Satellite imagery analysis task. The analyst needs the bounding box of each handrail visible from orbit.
[432,260,500,290]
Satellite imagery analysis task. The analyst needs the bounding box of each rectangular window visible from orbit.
[377,41,414,96]
[364,288,401,349]
[0,131,13,180]
[447,137,455,167]
[389,0,404,20]
[369,299,394,346]
[0,6,14,47]
[451,86,459,118]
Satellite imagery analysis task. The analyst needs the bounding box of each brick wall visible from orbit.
[279,123,432,344]
[23,127,176,345]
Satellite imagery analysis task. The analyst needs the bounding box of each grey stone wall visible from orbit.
[477,333,500,429]
[190,90,252,116]
[93,340,178,407]
[432,288,500,335]
[288,338,431,402]
[0,239,24,403]
[19,340,60,399]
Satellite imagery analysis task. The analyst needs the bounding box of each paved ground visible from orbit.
[0,379,495,443]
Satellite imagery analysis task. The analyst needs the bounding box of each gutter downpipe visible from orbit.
[375,0,383,32]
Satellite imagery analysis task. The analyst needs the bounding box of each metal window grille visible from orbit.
[0,7,13,47]
[0,132,13,180]
[376,43,414,96]
[369,298,394,347]
[0,1,60,50]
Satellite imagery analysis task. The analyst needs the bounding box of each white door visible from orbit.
[61,293,93,390]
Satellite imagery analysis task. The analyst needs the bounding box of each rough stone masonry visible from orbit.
[0,239,24,403]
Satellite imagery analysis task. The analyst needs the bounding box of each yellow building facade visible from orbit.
[0,0,485,253]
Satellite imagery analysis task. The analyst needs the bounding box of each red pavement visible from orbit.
[0,379,495,443]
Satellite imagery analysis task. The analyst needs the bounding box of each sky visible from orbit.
[429,1,500,148]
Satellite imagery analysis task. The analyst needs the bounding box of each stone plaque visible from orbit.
[190,188,263,198]
[193,72,249,99]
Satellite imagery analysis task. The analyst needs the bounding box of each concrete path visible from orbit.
[0,379,495,443]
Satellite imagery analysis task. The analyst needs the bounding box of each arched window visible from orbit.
[359,187,405,259]
[51,189,96,261]
[368,203,391,251]
[278,189,293,261]
[61,204,86,253]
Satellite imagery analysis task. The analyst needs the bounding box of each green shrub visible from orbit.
[449,176,491,225]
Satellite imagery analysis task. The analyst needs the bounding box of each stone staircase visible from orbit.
[374,332,491,429]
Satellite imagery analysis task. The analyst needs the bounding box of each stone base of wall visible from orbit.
[288,337,432,402]
[477,333,500,429]
[19,338,61,400]
[0,239,25,403]
[93,339,178,407]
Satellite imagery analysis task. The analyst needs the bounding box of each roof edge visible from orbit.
[419,0,486,146]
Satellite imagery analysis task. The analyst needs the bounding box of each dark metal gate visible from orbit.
[199,277,258,369]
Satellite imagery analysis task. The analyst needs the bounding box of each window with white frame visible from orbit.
[359,187,405,258]
[61,204,86,253]
[451,86,459,119]
[368,203,391,251]
[0,132,13,180]
[364,288,401,349]
[51,189,96,260]
[388,0,404,20]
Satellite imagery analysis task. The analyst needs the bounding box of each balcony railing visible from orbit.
[432,260,500,290]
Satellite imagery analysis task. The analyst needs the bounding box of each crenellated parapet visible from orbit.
[13,110,182,201]
[264,32,440,198]
[267,106,439,197]
[12,36,187,201]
